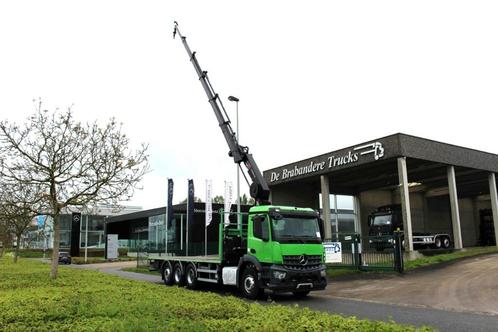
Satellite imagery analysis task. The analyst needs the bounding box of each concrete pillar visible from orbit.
[397,157,414,251]
[320,175,332,240]
[488,173,498,246]
[447,166,463,249]
[353,196,362,236]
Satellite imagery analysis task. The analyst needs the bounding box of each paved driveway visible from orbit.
[324,253,498,316]
[70,260,162,284]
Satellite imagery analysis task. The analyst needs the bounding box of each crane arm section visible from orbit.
[173,22,270,204]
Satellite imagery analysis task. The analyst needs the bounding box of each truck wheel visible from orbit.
[442,237,451,248]
[185,263,198,289]
[162,261,174,286]
[241,267,262,300]
[173,262,185,286]
[292,290,310,298]
[434,237,442,249]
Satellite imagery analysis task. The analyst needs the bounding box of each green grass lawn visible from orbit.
[404,246,498,270]
[0,257,433,332]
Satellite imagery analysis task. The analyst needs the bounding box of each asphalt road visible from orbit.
[71,258,498,331]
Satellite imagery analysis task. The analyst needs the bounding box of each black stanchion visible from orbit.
[394,232,404,273]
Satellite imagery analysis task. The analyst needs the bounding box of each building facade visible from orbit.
[263,133,498,251]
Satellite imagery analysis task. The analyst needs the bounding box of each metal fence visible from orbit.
[328,232,404,273]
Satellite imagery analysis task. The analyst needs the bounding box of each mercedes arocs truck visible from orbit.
[368,205,452,250]
[148,23,327,299]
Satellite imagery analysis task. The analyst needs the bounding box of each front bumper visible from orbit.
[264,264,327,293]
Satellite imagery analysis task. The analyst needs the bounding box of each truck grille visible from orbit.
[282,255,322,271]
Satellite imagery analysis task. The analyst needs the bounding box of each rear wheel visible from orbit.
[185,263,198,289]
[292,290,310,298]
[434,237,442,249]
[173,262,185,286]
[240,267,263,300]
[442,237,451,248]
[162,261,174,286]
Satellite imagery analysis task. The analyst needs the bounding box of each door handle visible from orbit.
[249,248,256,254]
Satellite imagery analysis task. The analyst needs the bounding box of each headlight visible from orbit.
[273,271,286,280]
[320,270,326,277]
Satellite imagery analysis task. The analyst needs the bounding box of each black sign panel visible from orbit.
[187,179,194,227]
[70,212,81,257]
[167,179,174,228]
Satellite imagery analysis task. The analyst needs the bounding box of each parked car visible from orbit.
[58,252,71,264]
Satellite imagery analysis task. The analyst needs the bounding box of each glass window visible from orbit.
[253,216,269,240]
[270,217,321,243]
[372,214,392,226]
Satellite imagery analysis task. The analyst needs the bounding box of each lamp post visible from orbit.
[228,96,240,228]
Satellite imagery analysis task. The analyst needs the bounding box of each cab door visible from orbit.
[248,214,273,263]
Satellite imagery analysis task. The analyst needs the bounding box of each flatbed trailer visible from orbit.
[148,255,221,264]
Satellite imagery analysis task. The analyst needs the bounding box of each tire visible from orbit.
[162,261,174,286]
[173,262,185,286]
[185,263,198,290]
[292,290,310,298]
[240,267,263,300]
[434,237,442,249]
[442,237,451,249]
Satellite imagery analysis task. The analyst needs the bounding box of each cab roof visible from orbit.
[248,205,316,214]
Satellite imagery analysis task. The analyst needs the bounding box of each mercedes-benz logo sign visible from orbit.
[299,255,308,266]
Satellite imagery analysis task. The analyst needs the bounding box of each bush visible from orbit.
[71,256,135,264]
[0,257,433,331]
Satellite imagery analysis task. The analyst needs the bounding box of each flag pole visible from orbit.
[205,179,207,256]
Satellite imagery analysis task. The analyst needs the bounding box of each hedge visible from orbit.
[0,258,433,331]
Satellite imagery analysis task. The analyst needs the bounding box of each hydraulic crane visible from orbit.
[173,22,270,205]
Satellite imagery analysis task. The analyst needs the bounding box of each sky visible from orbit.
[0,1,497,209]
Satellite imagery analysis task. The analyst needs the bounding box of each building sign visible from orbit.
[70,212,81,257]
[324,242,342,263]
[107,234,119,259]
[267,141,386,184]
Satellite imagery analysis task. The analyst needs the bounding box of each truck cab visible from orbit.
[368,205,452,250]
[235,205,327,299]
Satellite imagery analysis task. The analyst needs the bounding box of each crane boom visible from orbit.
[173,22,270,205]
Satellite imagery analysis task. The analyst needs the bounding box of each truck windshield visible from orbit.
[372,215,392,226]
[270,216,321,244]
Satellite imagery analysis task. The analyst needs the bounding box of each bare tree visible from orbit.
[0,216,11,257]
[0,181,45,262]
[0,101,149,278]
[180,196,203,204]
[213,195,224,204]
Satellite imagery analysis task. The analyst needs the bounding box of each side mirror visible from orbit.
[367,216,372,227]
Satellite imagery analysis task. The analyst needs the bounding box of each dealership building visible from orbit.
[263,133,498,251]
[103,133,498,255]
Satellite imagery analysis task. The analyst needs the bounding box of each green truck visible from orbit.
[153,23,327,299]
[149,205,327,299]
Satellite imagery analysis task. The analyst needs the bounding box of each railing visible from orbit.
[327,232,404,273]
